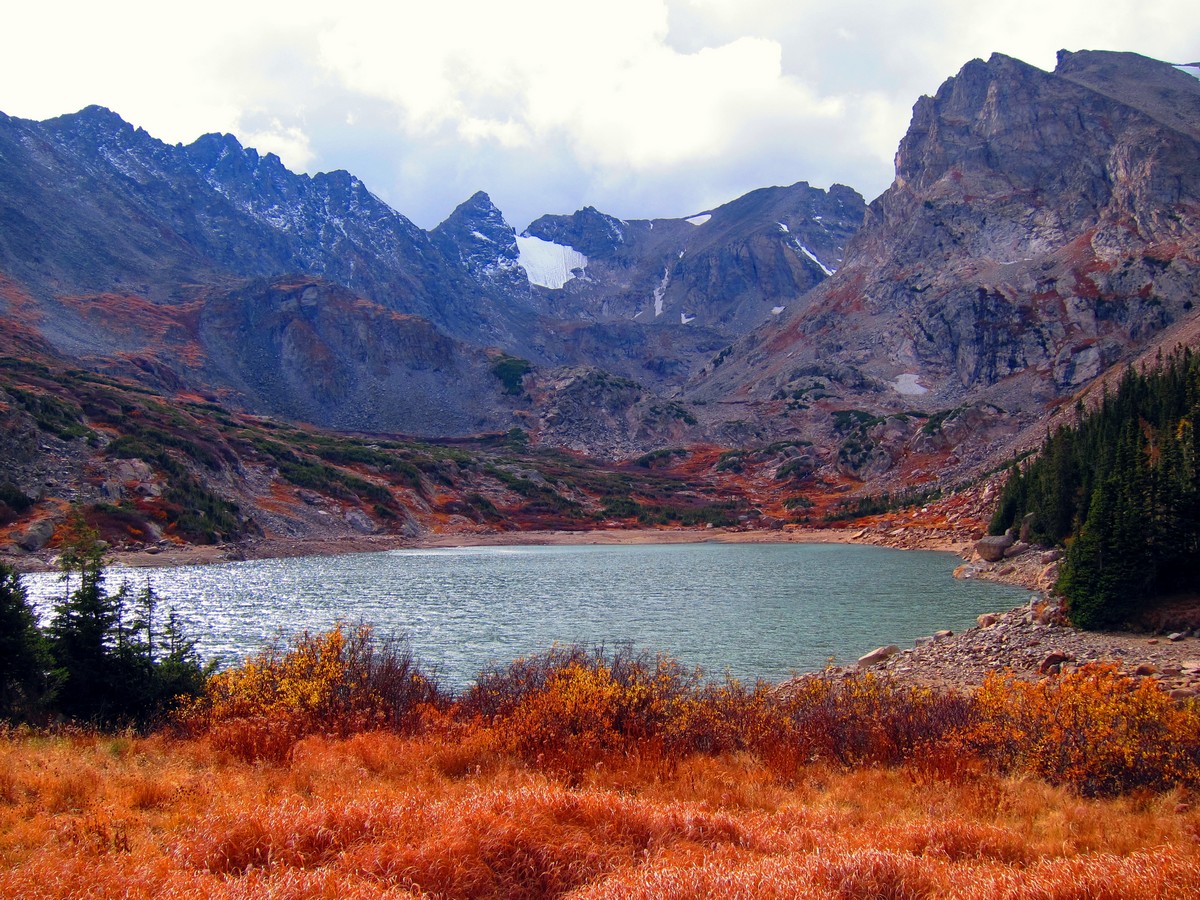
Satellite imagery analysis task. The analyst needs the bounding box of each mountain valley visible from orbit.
[1,49,1198,560]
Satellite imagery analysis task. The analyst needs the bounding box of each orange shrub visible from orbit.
[182,629,1200,798]
[965,663,1200,796]
[460,646,699,770]
[183,624,443,762]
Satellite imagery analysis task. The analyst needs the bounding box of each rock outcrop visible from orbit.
[691,50,1200,468]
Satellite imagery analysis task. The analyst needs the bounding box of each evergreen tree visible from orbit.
[47,512,208,727]
[48,515,126,723]
[990,348,1200,628]
[0,563,53,722]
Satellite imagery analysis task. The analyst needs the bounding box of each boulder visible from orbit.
[17,518,55,552]
[858,645,901,668]
[975,533,1014,562]
[1019,512,1036,542]
[977,613,999,628]
[1039,651,1072,674]
[934,629,954,640]
[1003,541,1030,558]
[344,509,377,534]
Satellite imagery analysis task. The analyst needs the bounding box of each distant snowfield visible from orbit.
[686,213,712,226]
[516,235,588,289]
[892,374,929,396]
[1174,64,1200,80]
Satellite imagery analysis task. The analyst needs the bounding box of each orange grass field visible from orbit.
[2,627,1200,898]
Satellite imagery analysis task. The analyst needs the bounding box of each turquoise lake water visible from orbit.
[22,542,1029,689]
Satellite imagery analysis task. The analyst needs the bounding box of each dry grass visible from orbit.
[2,729,1199,899]
[4,634,1200,897]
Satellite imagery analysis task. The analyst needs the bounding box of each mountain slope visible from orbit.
[0,106,866,439]
[3,49,1199,496]
[524,182,864,332]
[693,50,1200,436]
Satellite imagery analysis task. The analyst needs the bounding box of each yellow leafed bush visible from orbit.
[181,624,442,761]
[966,663,1200,796]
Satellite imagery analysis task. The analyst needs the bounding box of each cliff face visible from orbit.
[695,51,1200,420]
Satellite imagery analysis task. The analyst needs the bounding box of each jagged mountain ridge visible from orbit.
[1,49,1198,480]
[687,50,1200,480]
[523,182,864,333]
[0,106,858,437]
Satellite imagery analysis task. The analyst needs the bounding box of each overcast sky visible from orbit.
[5,2,1196,229]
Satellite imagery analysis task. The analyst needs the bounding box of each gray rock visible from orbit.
[975,533,1014,562]
[344,509,377,534]
[858,645,901,667]
[17,519,55,552]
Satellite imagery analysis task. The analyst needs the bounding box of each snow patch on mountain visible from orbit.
[796,242,835,277]
[653,268,671,317]
[516,235,588,289]
[686,214,712,226]
[891,374,929,396]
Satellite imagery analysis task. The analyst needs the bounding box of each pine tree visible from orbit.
[991,348,1200,628]
[46,512,208,726]
[48,515,125,723]
[0,563,53,721]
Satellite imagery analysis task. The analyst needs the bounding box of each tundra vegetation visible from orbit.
[3,355,1200,895]
[2,610,1200,896]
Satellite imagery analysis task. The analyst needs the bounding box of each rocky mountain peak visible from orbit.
[48,105,134,137]
[430,190,525,289]
[525,206,627,259]
[698,49,1200,437]
[1054,49,1200,141]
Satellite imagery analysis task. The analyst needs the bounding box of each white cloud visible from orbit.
[3,0,1198,229]
[238,119,316,172]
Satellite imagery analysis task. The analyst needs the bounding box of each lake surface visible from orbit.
[23,542,1029,689]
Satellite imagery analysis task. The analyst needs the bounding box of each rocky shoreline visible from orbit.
[837,529,1200,696]
[845,594,1200,698]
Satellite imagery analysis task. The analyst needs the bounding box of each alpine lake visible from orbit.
[23,542,1029,689]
